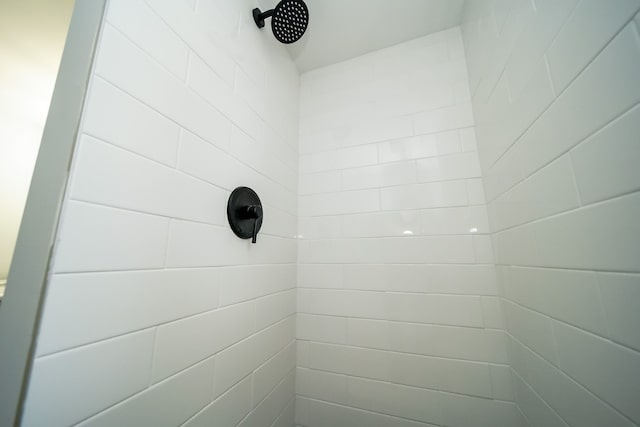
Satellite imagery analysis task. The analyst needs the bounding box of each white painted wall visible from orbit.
[0,0,74,282]
[21,0,298,426]
[296,28,522,427]
[462,1,640,426]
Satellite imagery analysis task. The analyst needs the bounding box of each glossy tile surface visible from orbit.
[23,0,297,425]
[297,27,506,427]
[463,1,640,425]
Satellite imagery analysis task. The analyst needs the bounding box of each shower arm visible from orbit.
[253,8,274,28]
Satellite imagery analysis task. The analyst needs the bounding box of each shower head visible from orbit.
[253,0,309,44]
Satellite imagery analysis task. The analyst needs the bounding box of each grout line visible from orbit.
[543,53,556,99]
[510,368,571,427]
[483,13,640,178]
[506,332,639,426]
[295,396,441,427]
[490,186,640,235]
[565,149,584,208]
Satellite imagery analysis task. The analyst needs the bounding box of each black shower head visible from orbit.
[253,0,309,44]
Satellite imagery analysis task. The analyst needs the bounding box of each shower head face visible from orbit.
[271,0,309,44]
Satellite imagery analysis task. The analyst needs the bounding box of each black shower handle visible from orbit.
[239,205,262,243]
[240,205,262,220]
[227,187,263,244]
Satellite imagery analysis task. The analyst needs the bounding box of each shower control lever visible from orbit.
[227,187,264,244]
[240,205,263,243]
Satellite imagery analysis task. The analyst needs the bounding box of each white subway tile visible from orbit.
[346,318,505,363]
[466,178,487,205]
[504,0,579,99]
[518,24,640,179]
[295,396,432,427]
[342,161,416,190]
[482,147,524,202]
[474,74,513,171]
[229,127,297,193]
[512,374,569,427]
[146,0,236,85]
[473,235,495,263]
[255,290,296,329]
[493,225,540,267]
[23,331,154,427]
[377,133,440,163]
[299,190,380,216]
[303,145,378,173]
[297,264,344,289]
[347,376,444,425]
[342,211,420,238]
[53,201,168,273]
[503,57,556,157]
[381,181,469,210]
[248,236,297,265]
[70,136,226,225]
[77,358,214,427]
[489,364,514,400]
[213,317,294,398]
[238,373,294,427]
[299,342,389,383]
[440,393,522,427]
[459,128,478,152]
[386,293,484,327]
[503,302,558,364]
[297,314,348,344]
[503,267,608,337]
[416,152,481,183]
[96,24,231,150]
[533,192,640,272]
[598,272,640,351]
[83,78,179,167]
[554,322,640,424]
[381,236,476,264]
[343,116,414,147]
[346,318,392,350]
[390,353,493,397]
[107,0,188,80]
[183,377,252,427]
[299,171,342,195]
[298,216,343,239]
[37,269,219,356]
[413,103,475,136]
[252,343,296,406]
[342,264,419,292]
[177,130,245,191]
[165,221,248,268]
[152,301,255,382]
[520,346,635,427]
[428,264,498,296]
[492,155,580,230]
[472,1,536,106]
[297,289,385,320]
[546,0,640,93]
[269,398,295,427]
[219,265,295,307]
[296,367,348,404]
[571,104,640,204]
[481,297,505,329]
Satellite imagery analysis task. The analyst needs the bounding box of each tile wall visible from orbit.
[19,1,640,426]
[462,1,640,426]
[296,28,523,427]
[21,0,298,425]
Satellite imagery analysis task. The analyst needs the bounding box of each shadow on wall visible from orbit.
[0,0,75,282]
